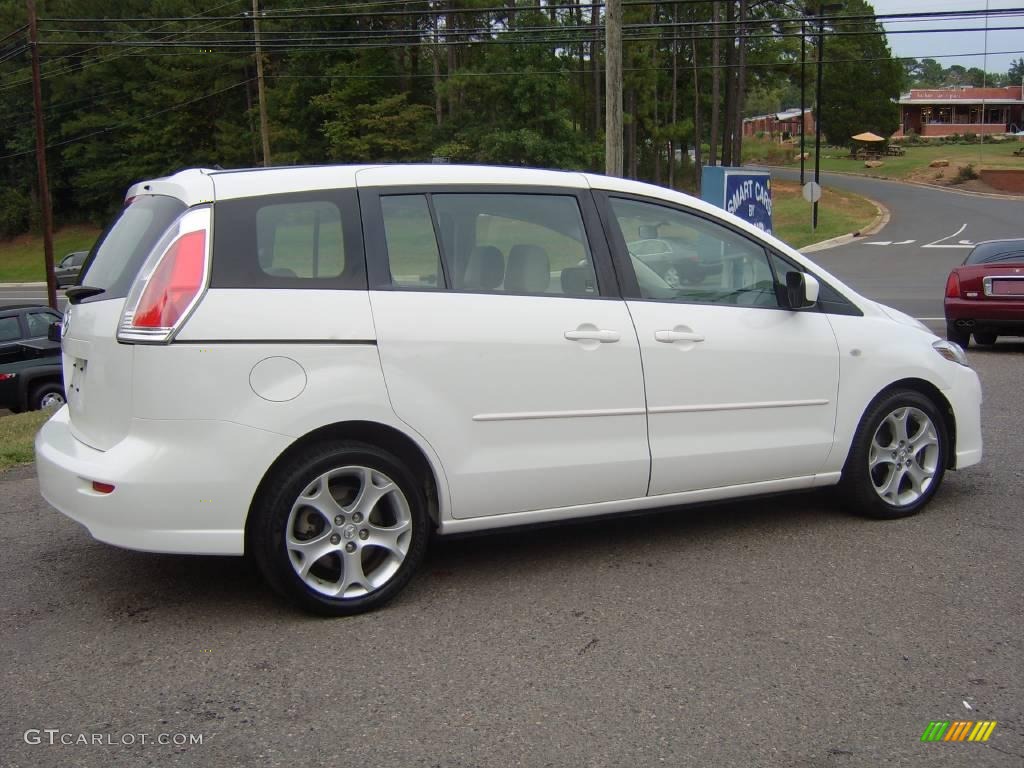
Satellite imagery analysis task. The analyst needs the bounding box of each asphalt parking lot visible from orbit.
[1,341,1021,768]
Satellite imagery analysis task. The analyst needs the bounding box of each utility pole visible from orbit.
[813,4,826,230]
[252,0,271,166]
[27,0,56,310]
[605,0,623,177]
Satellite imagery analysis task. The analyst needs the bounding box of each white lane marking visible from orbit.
[893,239,916,245]
[922,223,974,249]
[866,239,916,245]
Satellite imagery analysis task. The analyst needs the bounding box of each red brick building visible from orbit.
[896,86,1024,138]
[742,108,815,142]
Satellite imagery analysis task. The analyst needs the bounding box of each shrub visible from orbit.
[961,133,978,144]
[950,164,979,184]
[0,187,30,238]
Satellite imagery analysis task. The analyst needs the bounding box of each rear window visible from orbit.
[79,195,187,300]
[964,240,1024,265]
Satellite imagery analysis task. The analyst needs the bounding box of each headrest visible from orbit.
[461,245,504,291]
[506,245,550,294]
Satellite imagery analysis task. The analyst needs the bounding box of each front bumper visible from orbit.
[944,363,983,470]
[36,407,292,555]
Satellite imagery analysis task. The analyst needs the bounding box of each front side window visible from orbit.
[25,311,57,338]
[610,198,779,308]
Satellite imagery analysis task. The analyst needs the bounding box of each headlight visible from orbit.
[933,339,969,367]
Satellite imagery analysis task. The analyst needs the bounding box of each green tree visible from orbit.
[817,0,902,147]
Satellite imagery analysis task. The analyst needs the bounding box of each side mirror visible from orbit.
[785,271,819,309]
[47,321,61,342]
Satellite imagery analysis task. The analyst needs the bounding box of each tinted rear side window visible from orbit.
[211,189,365,289]
[79,195,187,300]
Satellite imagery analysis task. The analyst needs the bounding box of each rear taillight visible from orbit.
[945,272,961,299]
[118,206,211,344]
[0,373,15,382]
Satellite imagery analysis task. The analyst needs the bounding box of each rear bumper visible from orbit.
[944,364,983,470]
[36,407,292,555]
[945,298,1024,327]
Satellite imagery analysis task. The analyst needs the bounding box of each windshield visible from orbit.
[964,241,1024,266]
[79,195,187,301]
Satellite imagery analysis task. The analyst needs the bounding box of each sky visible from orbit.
[869,0,1023,74]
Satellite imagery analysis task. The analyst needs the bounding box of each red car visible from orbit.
[945,239,1024,347]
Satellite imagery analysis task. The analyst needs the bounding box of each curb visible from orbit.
[750,163,1024,200]
[799,194,891,254]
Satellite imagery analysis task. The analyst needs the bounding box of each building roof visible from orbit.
[899,86,1023,105]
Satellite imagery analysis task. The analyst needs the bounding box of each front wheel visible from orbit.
[840,390,948,519]
[251,442,430,615]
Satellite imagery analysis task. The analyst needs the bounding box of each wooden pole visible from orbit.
[252,0,271,166]
[605,0,623,177]
[27,0,57,310]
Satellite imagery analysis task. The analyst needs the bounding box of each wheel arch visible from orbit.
[245,420,443,555]
[19,368,63,410]
[855,378,958,470]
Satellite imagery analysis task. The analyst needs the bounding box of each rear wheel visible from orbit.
[251,441,430,616]
[973,332,997,345]
[945,321,970,348]
[30,382,65,411]
[840,390,948,520]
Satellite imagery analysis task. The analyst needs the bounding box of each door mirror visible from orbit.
[47,321,62,342]
[784,271,819,309]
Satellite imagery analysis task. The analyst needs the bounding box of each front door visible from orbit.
[601,194,841,495]
[360,183,650,519]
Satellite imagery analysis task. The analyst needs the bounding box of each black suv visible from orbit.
[0,304,64,412]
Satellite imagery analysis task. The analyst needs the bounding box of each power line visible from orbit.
[0,79,251,161]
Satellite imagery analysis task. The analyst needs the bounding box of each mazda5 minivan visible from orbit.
[36,165,982,615]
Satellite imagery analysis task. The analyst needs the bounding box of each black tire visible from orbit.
[29,381,66,411]
[840,390,948,520]
[250,441,430,616]
[972,332,997,345]
[945,321,970,348]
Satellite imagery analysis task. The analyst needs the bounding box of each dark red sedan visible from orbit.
[945,239,1024,347]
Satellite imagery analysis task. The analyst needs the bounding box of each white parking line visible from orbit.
[922,224,974,249]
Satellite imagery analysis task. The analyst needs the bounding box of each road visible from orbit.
[1,345,1021,767]
[768,169,1023,324]
[0,286,66,311]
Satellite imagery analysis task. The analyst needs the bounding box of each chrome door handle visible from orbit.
[655,330,705,343]
[564,329,621,343]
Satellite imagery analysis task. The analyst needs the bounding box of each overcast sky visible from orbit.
[869,0,1022,74]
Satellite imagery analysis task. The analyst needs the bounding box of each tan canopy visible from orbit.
[851,132,885,142]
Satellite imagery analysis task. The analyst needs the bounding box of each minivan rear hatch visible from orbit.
[64,190,192,450]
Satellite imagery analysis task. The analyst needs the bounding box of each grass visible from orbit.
[771,180,879,250]
[0,409,50,471]
[0,225,101,283]
[745,137,1024,183]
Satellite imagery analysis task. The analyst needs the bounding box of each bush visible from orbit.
[0,187,30,238]
[961,133,978,144]
[951,164,980,184]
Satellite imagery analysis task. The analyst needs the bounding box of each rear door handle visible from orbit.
[564,329,620,343]
[655,330,705,343]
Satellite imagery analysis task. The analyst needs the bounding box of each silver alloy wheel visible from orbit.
[285,465,412,598]
[868,406,940,507]
[40,392,65,410]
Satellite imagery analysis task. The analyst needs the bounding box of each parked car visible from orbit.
[944,238,1024,346]
[55,250,89,288]
[0,304,64,411]
[36,165,982,616]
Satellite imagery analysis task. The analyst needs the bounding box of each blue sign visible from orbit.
[700,168,773,235]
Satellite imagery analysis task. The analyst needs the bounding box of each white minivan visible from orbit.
[36,165,982,615]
